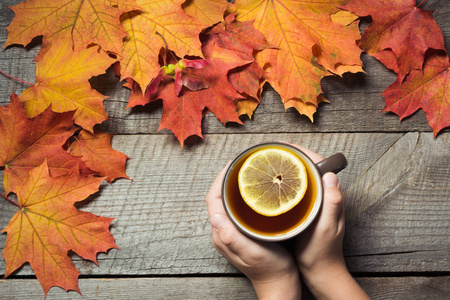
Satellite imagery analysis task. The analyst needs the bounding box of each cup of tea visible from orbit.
[221,142,347,242]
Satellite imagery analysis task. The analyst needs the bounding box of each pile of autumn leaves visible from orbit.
[0,0,449,296]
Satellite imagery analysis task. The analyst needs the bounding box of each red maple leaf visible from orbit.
[146,56,209,97]
[159,39,249,146]
[129,38,249,146]
[343,0,445,81]
[205,13,274,117]
[122,77,147,108]
[383,52,450,136]
[208,13,275,61]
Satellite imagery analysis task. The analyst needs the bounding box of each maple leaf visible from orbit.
[161,40,248,145]
[207,13,275,61]
[67,130,130,183]
[182,0,233,26]
[229,63,265,103]
[132,39,248,146]
[205,13,274,118]
[343,0,445,82]
[331,9,360,26]
[4,0,139,53]
[234,0,363,120]
[2,161,117,296]
[119,0,209,91]
[372,49,403,75]
[18,38,115,133]
[123,78,147,108]
[382,52,450,137]
[146,55,209,97]
[0,93,90,194]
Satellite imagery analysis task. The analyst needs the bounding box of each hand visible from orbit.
[291,145,370,300]
[206,164,301,300]
[292,145,346,276]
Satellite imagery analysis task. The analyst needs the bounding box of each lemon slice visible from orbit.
[238,147,308,216]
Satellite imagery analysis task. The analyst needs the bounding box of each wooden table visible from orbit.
[0,0,449,299]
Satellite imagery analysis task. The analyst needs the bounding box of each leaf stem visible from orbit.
[417,0,426,8]
[155,31,168,66]
[0,192,20,207]
[0,69,33,86]
[155,31,179,64]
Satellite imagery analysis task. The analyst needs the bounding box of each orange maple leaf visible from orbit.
[0,93,91,194]
[382,53,450,137]
[68,130,130,183]
[343,0,445,82]
[4,0,139,53]
[18,38,115,133]
[119,0,222,91]
[2,161,117,296]
[234,0,363,120]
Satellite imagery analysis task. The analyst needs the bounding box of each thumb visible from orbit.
[321,173,344,223]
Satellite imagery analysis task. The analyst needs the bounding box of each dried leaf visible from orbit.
[0,93,89,194]
[145,57,209,97]
[119,0,208,90]
[206,13,273,117]
[2,161,117,296]
[343,0,445,81]
[235,0,363,120]
[182,0,232,26]
[68,130,130,183]
[4,0,139,53]
[383,53,450,137]
[19,38,115,133]
[135,39,248,146]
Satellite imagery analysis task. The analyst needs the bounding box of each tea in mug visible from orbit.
[224,145,320,238]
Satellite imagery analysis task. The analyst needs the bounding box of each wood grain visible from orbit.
[1,276,449,300]
[0,0,449,298]
[1,133,447,276]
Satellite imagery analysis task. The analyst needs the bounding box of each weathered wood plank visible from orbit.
[1,0,449,134]
[1,133,448,276]
[1,276,449,300]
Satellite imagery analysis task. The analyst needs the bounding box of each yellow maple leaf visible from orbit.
[4,0,139,53]
[182,0,232,25]
[119,0,218,91]
[19,39,115,133]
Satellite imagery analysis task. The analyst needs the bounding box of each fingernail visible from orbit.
[323,172,338,188]
[210,214,227,230]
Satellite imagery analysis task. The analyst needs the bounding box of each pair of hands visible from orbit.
[206,144,369,300]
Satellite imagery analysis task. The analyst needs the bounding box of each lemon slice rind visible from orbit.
[238,148,308,217]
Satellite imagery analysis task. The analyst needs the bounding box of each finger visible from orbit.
[210,212,252,257]
[206,160,252,256]
[338,187,346,233]
[206,161,231,218]
[212,229,232,259]
[211,229,253,274]
[321,173,344,225]
[288,143,325,163]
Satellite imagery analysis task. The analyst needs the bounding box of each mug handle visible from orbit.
[316,153,348,176]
